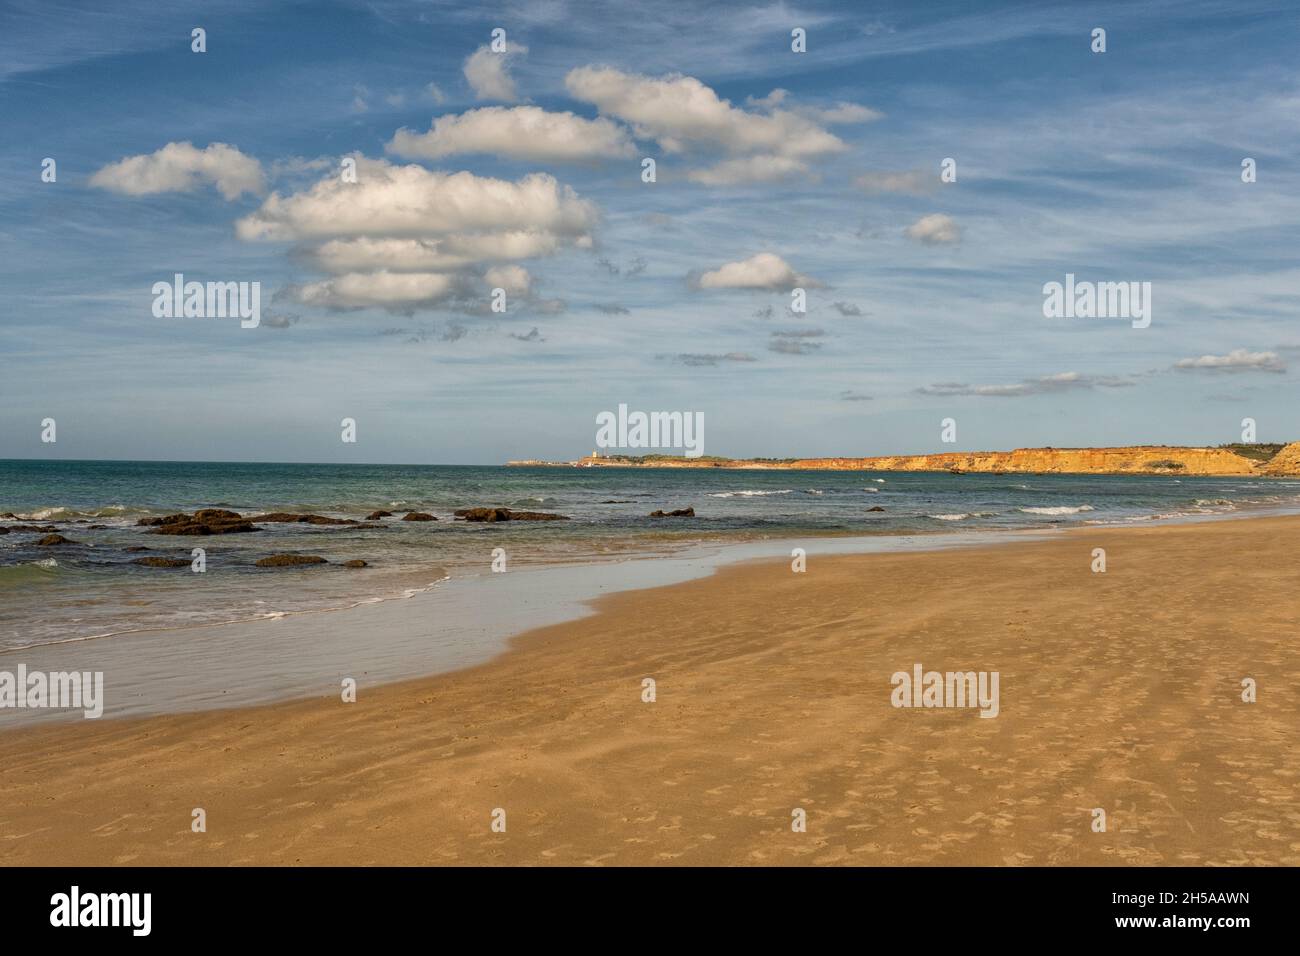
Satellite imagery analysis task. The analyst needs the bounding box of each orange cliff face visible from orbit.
[792,446,1262,476]
[511,444,1300,476]
[1260,441,1300,476]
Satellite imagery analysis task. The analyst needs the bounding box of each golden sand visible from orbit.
[2,516,1297,866]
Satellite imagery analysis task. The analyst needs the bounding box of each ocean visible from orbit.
[5,458,1300,653]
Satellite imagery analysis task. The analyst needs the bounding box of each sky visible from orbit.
[1,0,1298,464]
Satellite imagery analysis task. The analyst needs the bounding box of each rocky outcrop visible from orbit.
[401,512,438,521]
[1260,441,1300,476]
[343,559,368,568]
[37,534,78,546]
[453,507,569,522]
[255,554,328,568]
[131,556,191,568]
[7,525,59,533]
[140,510,258,535]
[649,508,695,518]
[152,519,257,535]
[247,513,357,525]
[867,506,885,512]
[365,510,394,520]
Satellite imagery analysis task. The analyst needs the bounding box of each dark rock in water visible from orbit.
[138,509,258,535]
[247,512,357,525]
[255,554,328,568]
[194,509,243,523]
[365,510,394,520]
[37,534,77,546]
[454,507,569,522]
[343,559,368,568]
[124,545,150,552]
[9,524,59,533]
[137,514,190,527]
[600,500,632,504]
[454,507,510,522]
[867,506,885,512]
[152,520,257,536]
[355,523,383,529]
[0,528,7,535]
[401,512,438,522]
[649,508,695,518]
[139,509,255,534]
[131,556,191,568]
[88,524,109,530]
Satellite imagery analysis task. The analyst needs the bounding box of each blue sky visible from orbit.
[1,0,1298,464]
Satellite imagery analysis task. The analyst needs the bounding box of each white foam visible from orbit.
[707,489,793,498]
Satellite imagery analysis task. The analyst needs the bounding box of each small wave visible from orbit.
[1194,498,1234,508]
[871,478,886,483]
[707,489,793,498]
[803,489,824,495]
[1017,505,1095,516]
[0,558,62,585]
[864,487,879,493]
[8,505,132,521]
[928,512,995,521]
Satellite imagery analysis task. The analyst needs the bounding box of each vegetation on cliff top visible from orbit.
[1217,443,1285,462]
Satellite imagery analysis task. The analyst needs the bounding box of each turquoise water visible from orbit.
[4,458,1299,650]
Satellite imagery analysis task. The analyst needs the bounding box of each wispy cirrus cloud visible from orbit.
[918,372,1136,397]
[657,352,757,366]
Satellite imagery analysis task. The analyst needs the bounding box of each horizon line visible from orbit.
[1,439,1291,469]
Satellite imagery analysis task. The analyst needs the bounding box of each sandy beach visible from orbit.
[2,514,1297,866]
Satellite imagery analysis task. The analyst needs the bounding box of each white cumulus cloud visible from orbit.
[89,141,264,200]
[388,106,634,163]
[237,159,596,313]
[306,232,565,274]
[296,271,459,310]
[695,253,818,291]
[904,213,962,245]
[565,66,849,184]
[464,42,527,102]
[235,159,598,242]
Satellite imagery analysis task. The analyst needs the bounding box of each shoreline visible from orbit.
[3,504,1298,725]
[1,513,1295,865]
[0,524,1061,725]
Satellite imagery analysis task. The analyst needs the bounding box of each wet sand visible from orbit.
[1,515,1297,865]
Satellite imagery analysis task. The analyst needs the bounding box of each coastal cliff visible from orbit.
[510,442,1300,477]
